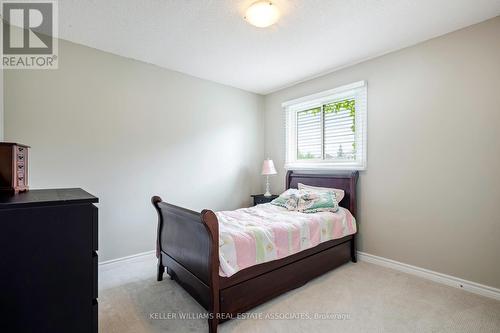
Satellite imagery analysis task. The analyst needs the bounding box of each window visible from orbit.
[283,81,367,170]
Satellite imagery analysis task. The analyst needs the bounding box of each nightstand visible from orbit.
[251,194,278,206]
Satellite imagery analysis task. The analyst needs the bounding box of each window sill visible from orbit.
[284,162,366,171]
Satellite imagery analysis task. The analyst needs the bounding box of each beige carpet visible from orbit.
[99,258,500,333]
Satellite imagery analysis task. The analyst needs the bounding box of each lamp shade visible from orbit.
[261,159,277,175]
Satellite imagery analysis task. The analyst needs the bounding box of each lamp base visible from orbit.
[264,175,272,197]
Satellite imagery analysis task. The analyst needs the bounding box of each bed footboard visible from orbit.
[151,197,220,332]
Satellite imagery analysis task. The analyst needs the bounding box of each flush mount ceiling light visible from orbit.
[245,1,280,28]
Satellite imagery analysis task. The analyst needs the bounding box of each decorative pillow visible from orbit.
[297,183,345,203]
[270,189,301,211]
[297,190,339,213]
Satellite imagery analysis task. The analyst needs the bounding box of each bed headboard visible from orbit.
[286,170,359,216]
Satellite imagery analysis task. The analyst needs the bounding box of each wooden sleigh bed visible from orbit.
[152,170,359,333]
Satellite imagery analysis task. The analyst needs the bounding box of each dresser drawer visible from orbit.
[16,146,26,157]
[16,161,25,171]
[252,195,278,206]
[92,300,98,333]
[92,205,98,251]
[254,197,269,204]
[17,175,25,187]
[92,252,98,300]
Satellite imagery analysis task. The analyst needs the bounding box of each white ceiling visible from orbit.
[58,0,500,94]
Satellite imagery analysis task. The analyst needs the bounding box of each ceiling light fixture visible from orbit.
[245,1,280,28]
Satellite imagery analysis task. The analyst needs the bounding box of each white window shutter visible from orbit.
[283,81,367,170]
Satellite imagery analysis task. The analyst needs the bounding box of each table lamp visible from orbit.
[261,158,277,197]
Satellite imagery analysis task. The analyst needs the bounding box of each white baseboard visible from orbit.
[98,250,156,272]
[358,251,500,301]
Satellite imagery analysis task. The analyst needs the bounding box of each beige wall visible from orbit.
[4,40,264,261]
[264,17,500,288]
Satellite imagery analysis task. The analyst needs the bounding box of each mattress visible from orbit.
[216,203,356,277]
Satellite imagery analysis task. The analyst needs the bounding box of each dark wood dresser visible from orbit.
[0,188,99,333]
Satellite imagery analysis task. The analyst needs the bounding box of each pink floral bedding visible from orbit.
[216,203,356,277]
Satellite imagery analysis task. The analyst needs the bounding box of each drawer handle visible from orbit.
[18,164,24,169]
[18,155,24,160]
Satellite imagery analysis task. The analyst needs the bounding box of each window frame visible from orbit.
[283,81,367,171]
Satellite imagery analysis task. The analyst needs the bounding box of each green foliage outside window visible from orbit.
[307,99,356,131]
[297,151,316,159]
[298,99,356,160]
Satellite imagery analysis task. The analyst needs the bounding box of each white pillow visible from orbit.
[297,183,345,203]
[270,189,301,210]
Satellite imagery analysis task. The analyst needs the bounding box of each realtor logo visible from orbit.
[1,1,58,69]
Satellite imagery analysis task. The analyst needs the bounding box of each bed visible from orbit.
[152,170,359,333]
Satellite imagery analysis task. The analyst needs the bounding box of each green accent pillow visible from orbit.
[270,189,301,210]
[298,191,339,213]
